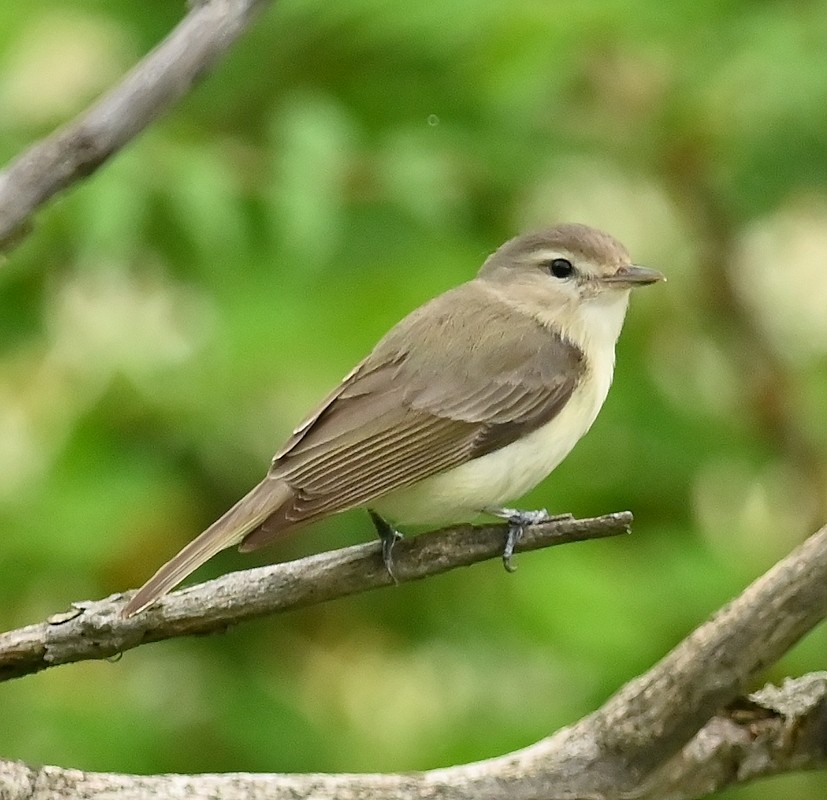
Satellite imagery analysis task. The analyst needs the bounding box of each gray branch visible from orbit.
[0,675,825,800]
[0,0,274,250]
[635,673,827,799]
[0,512,632,682]
[0,525,825,800]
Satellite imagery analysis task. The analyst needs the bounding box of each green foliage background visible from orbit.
[1,2,826,797]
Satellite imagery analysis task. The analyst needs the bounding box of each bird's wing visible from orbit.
[241,283,584,548]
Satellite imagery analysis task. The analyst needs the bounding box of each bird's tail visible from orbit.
[122,477,293,617]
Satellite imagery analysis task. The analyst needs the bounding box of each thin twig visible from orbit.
[0,0,274,251]
[0,512,632,683]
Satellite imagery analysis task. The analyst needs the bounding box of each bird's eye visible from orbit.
[546,258,574,278]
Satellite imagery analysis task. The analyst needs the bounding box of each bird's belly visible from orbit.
[372,374,608,525]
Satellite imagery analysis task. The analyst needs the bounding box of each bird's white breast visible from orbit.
[372,291,630,525]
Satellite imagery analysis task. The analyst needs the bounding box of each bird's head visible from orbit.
[478,223,663,304]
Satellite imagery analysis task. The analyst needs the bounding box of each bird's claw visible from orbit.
[485,507,571,571]
[368,509,403,583]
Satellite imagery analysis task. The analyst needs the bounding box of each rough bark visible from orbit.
[0,525,825,799]
[0,512,631,682]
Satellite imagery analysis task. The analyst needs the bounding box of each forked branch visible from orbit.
[0,523,825,800]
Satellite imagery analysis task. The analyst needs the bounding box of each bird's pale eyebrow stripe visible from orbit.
[531,249,570,262]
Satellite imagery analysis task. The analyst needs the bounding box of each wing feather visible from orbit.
[241,282,584,550]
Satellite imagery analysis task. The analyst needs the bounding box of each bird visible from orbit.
[122,223,663,616]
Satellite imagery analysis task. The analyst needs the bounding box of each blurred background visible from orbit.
[0,1,826,797]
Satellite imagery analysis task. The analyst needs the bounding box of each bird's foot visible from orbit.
[368,509,403,582]
[484,507,573,572]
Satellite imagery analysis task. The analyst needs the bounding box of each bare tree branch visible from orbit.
[1,674,824,800]
[637,673,827,799]
[0,526,825,800]
[545,522,827,791]
[0,512,632,683]
[0,0,274,251]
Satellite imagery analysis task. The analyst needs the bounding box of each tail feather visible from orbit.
[122,478,292,617]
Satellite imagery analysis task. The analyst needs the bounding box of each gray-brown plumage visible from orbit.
[122,223,662,616]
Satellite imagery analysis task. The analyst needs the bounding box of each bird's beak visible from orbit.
[602,264,665,288]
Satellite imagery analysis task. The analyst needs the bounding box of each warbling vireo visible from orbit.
[122,223,663,616]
